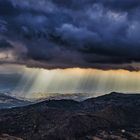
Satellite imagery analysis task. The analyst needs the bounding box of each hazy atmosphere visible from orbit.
[0,64,140,99]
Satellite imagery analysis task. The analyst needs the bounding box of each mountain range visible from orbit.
[0,93,30,109]
[0,92,140,140]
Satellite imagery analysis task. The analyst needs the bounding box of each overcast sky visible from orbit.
[0,0,140,70]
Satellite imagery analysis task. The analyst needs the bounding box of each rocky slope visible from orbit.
[0,134,23,140]
[0,92,140,140]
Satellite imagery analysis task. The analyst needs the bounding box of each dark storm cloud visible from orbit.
[101,0,140,11]
[0,0,140,70]
[0,39,13,49]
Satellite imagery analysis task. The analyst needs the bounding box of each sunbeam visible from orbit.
[2,65,139,99]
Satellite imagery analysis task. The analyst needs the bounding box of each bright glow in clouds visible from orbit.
[1,64,140,99]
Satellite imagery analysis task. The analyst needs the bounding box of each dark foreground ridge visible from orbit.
[0,92,140,140]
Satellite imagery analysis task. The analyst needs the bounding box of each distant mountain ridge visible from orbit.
[31,92,140,111]
[0,93,30,108]
[31,92,94,102]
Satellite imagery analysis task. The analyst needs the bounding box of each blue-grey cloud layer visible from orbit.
[0,0,140,70]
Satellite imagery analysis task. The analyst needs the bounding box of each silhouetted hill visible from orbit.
[0,92,140,140]
[81,92,140,111]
